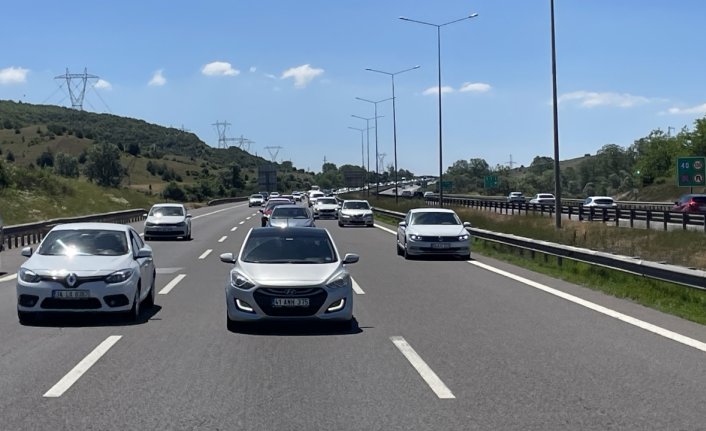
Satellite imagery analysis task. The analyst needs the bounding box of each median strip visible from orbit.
[390,336,455,399]
[43,335,122,398]
[198,249,212,260]
[158,274,186,295]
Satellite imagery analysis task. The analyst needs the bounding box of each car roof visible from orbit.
[342,200,369,203]
[248,226,330,238]
[408,208,457,214]
[587,196,614,200]
[151,203,185,208]
[51,222,131,232]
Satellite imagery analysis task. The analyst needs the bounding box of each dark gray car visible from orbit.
[267,205,315,228]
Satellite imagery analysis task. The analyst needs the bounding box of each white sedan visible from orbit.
[529,193,556,205]
[396,208,471,260]
[16,223,156,323]
[144,203,192,240]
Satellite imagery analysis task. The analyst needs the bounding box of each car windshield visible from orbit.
[538,194,554,199]
[594,199,614,205]
[271,208,310,219]
[343,202,370,210]
[411,212,460,225]
[250,194,263,199]
[38,229,129,256]
[318,198,337,205]
[241,233,336,264]
[149,206,184,217]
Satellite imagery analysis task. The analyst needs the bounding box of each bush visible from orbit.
[162,181,186,201]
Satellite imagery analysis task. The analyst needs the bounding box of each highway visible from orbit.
[2,202,706,430]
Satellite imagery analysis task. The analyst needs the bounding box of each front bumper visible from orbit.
[339,214,374,225]
[144,225,188,237]
[225,284,353,323]
[406,239,470,257]
[17,276,138,313]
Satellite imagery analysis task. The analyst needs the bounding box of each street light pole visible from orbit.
[550,0,562,228]
[352,114,380,196]
[365,65,420,203]
[400,13,478,208]
[356,97,393,196]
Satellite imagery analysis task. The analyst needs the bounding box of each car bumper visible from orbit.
[144,226,188,237]
[339,216,374,226]
[225,284,353,322]
[406,240,470,257]
[16,277,138,313]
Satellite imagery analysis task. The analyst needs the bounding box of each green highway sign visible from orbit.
[441,180,453,191]
[677,156,706,187]
[484,175,498,189]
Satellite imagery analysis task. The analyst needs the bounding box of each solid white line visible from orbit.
[0,273,17,283]
[218,236,227,243]
[351,278,365,295]
[375,224,397,235]
[158,274,186,295]
[198,249,212,260]
[239,221,245,225]
[43,335,122,398]
[390,336,455,399]
[469,260,706,353]
[191,203,247,220]
[230,226,238,232]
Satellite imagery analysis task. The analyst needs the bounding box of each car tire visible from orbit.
[226,312,239,332]
[403,243,412,260]
[396,239,403,256]
[126,286,141,322]
[143,273,156,308]
[144,235,151,241]
[185,230,192,241]
[17,310,36,325]
[338,221,344,227]
[334,319,354,332]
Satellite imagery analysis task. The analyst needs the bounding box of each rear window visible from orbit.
[271,208,309,219]
[149,206,184,216]
[691,196,706,203]
[594,199,614,205]
[318,198,337,205]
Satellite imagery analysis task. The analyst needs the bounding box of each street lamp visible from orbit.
[352,114,380,196]
[400,13,478,207]
[356,96,393,196]
[550,0,562,228]
[365,65,420,203]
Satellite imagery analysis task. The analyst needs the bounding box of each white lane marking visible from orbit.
[230,226,238,232]
[252,213,258,217]
[198,249,212,260]
[43,335,122,398]
[351,278,365,295]
[469,260,706,353]
[246,216,252,220]
[218,236,227,243]
[390,336,455,399]
[191,203,247,220]
[375,224,397,235]
[239,221,245,225]
[159,274,186,295]
[139,233,144,237]
[0,273,17,283]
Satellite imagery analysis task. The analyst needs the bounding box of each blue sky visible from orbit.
[2,1,705,175]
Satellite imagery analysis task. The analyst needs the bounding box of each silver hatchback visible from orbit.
[220,227,358,331]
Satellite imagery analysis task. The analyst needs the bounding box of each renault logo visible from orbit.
[66,273,78,288]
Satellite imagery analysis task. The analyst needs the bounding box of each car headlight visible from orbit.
[325,271,350,289]
[409,234,423,241]
[459,234,470,241]
[176,222,186,227]
[231,271,255,290]
[105,269,134,284]
[145,222,156,227]
[19,268,41,283]
[364,214,373,219]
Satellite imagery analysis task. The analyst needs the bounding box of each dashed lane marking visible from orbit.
[158,274,186,295]
[198,249,212,260]
[218,236,227,243]
[390,336,455,399]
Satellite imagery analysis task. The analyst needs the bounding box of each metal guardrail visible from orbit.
[2,209,147,250]
[372,207,706,291]
[207,197,248,206]
[424,196,706,231]
[443,194,674,211]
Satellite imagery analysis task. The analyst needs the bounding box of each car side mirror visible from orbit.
[342,253,359,264]
[398,221,406,227]
[143,213,148,218]
[186,214,192,218]
[136,247,152,259]
[21,247,33,257]
[258,209,264,213]
[220,252,237,264]
[463,222,472,228]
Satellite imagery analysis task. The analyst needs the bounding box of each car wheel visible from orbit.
[396,238,403,256]
[143,273,156,308]
[17,310,36,325]
[338,221,344,227]
[226,312,239,332]
[185,229,192,241]
[403,243,412,260]
[126,286,141,322]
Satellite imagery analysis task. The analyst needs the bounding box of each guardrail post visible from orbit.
[663,211,669,231]
[615,208,620,226]
[683,213,688,230]
[629,209,635,228]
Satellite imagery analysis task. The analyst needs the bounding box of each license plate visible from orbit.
[53,290,90,299]
[272,298,310,307]
[431,243,450,249]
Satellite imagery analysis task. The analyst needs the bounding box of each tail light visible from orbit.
[689,199,699,210]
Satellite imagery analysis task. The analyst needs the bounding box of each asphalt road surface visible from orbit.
[2,202,706,430]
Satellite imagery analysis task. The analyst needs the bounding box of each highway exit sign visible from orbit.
[677,157,706,187]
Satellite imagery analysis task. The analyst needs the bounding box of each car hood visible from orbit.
[146,215,185,224]
[316,204,338,210]
[238,262,341,286]
[407,225,468,236]
[340,209,372,216]
[269,218,315,228]
[23,254,133,276]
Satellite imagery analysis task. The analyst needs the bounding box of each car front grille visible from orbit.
[417,236,462,242]
[253,287,327,316]
[40,298,102,309]
[37,275,106,289]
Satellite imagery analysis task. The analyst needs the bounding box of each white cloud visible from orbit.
[201,61,240,76]
[94,79,112,90]
[249,66,257,73]
[459,82,491,93]
[281,64,324,88]
[265,73,277,80]
[558,91,650,108]
[0,66,29,84]
[423,86,454,96]
[664,103,706,115]
[148,69,166,86]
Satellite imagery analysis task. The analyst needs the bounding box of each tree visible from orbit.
[83,143,125,187]
[127,143,141,156]
[36,149,54,168]
[54,152,80,178]
[6,151,15,162]
[162,181,186,201]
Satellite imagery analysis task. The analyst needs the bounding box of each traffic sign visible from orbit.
[677,157,706,187]
[484,175,498,189]
[441,180,453,191]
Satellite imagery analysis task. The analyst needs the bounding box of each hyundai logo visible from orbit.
[66,273,78,288]
[284,289,297,295]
